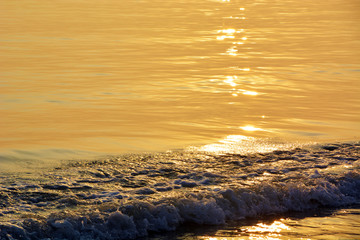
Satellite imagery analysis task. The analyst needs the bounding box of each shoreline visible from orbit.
[0,141,359,239]
[145,205,360,239]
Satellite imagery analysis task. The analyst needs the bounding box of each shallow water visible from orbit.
[146,207,360,239]
[0,143,359,239]
[172,207,360,240]
[1,0,360,165]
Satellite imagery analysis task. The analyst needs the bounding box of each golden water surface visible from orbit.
[1,0,360,159]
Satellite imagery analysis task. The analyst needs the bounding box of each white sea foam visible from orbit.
[0,142,359,239]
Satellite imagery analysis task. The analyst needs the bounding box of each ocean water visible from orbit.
[1,0,359,162]
[0,0,360,239]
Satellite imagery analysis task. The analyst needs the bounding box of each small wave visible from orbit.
[0,142,359,239]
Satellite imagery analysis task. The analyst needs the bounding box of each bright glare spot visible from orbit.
[195,135,251,153]
[240,7,245,10]
[242,37,248,40]
[224,16,243,19]
[233,42,244,45]
[219,135,249,144]
[245,221,290,233]
[240,125,263,131]
[224,76,237,86]
[232,93,238,97]
[188,136,308,155]
[216,35,235,40]
[243,91,258,96]
[226,46,238,56]
[218,29,236,34]
[242,68,250,71]
[262,115,266,118]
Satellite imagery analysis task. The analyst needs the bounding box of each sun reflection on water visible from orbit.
[214,5,257,98]
[242,220,291,240]
[217,35,235,40]
[199,220,291,240]
[240,125,264,131]
[225,46,238,56]
[191,134,298,155]
[224,76,237,86]
[222,75,259,97]
[218,29,237,34]
[242,91,258,96]
[244,220,290,233]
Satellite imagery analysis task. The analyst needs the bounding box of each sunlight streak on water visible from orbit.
[240,126,264,132]
[189,135,307,154]
[198,220,292,240]
[196,208,360,240]
[244,220,290,233]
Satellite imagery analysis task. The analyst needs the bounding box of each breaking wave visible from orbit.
[0,142,359,239]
